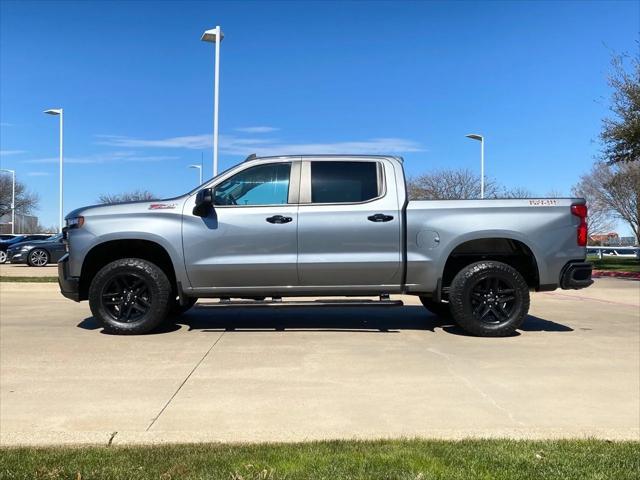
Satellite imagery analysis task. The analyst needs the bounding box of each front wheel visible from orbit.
[28,249,50,267]
[0,250,7,264]
[448,261,530,337]
[88,258,172,335]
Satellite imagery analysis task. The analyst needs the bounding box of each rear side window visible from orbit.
[310,161,380,203]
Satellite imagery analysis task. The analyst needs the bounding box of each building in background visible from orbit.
[589,232,637,246]
[0,213,41,234]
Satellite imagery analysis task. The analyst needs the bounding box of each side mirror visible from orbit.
[193,188,214,217]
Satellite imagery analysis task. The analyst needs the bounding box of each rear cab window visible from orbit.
[310,161,382,203]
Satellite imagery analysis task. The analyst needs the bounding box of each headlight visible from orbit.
[66,216,84,229]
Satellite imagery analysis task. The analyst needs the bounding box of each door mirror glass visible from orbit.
[193,188,214,217]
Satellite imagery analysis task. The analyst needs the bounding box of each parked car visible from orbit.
[59,154,592,337]
[7,233,66,266]
[0,235,53,263]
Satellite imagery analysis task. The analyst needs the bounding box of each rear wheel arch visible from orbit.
[440,237,540,292]
[80,239,177,300]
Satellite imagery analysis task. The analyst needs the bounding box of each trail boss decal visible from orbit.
[529,199,559,206]
[148,203,177,210]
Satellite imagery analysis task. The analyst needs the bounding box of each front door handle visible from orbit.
[266,215,293,224]
[367,213,394,223]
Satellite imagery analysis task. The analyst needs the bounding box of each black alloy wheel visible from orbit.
[469,276,517,325]
[88,258,171,335]
[448,261,530,337]
[101,273,152,323]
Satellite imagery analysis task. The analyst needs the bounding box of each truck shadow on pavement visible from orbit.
[78,305,573,336]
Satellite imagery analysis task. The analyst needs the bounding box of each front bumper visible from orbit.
[9,251,28,264]
[58,253,80,301]
[560,262,593,290]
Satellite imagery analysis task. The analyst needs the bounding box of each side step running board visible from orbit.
[202,297,403,308]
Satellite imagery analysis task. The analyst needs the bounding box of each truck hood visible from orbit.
[65,197,187,220]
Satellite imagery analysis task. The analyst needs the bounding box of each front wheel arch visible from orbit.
[80,239,177,301]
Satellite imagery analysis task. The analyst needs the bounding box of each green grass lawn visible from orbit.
[1,439,638,480]
[0,276,58,282]
[588,256,640,272]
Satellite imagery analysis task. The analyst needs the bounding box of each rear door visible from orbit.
[297,158,402,288]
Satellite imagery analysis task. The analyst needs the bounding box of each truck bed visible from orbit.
[404,198,587,293]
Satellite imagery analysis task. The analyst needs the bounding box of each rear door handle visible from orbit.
[367,213,394,223]
[266,215,293,224]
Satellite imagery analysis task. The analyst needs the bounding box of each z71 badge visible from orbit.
[148,203,177,210]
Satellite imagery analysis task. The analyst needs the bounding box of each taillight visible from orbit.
[571,204,588,247]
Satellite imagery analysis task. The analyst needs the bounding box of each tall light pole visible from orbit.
[44,108,64,232]
[189,164,203,185]
[0,169,15,234]
[201,25,224,177]
[466,134,484,199]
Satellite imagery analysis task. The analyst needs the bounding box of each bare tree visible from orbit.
[407,169,500,200]
[98,190,156,204]
[545,188,565,198]
[600,53,639,164]
[500,186,534,198]
[0,175,39,218]
[572,161,639,242]
[407,168,531,200]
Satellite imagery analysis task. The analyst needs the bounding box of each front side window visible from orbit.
[310,161,380,203]
[214,163,291,206]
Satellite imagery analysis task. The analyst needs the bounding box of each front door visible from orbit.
[297,158,402,288]
[183,161,300,289]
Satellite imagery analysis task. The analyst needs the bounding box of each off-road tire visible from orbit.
[419,297,452,318]
[88,258,172,335]
[27,248,50,267]
[169,296,198,316]
[449,261,529,337]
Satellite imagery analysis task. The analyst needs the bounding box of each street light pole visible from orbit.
[201,25,224,177]
[189,164,203,185]
[0,169,15,234]
[466,134,484,199]
[45,108,64,232]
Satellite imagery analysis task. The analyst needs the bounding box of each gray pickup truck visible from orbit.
[59,154,592,336]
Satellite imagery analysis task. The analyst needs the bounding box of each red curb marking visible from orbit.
[592,270,640,280]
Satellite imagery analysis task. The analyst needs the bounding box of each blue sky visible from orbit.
[0,0,638,230]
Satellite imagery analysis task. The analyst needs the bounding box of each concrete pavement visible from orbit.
[0,278,638,445]
[0,263,58,277]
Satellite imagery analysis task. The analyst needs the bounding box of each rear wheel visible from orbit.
[448,261,529,337]
[88,258,171,335]
[28,249,49,267]
[419,297,451,318]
